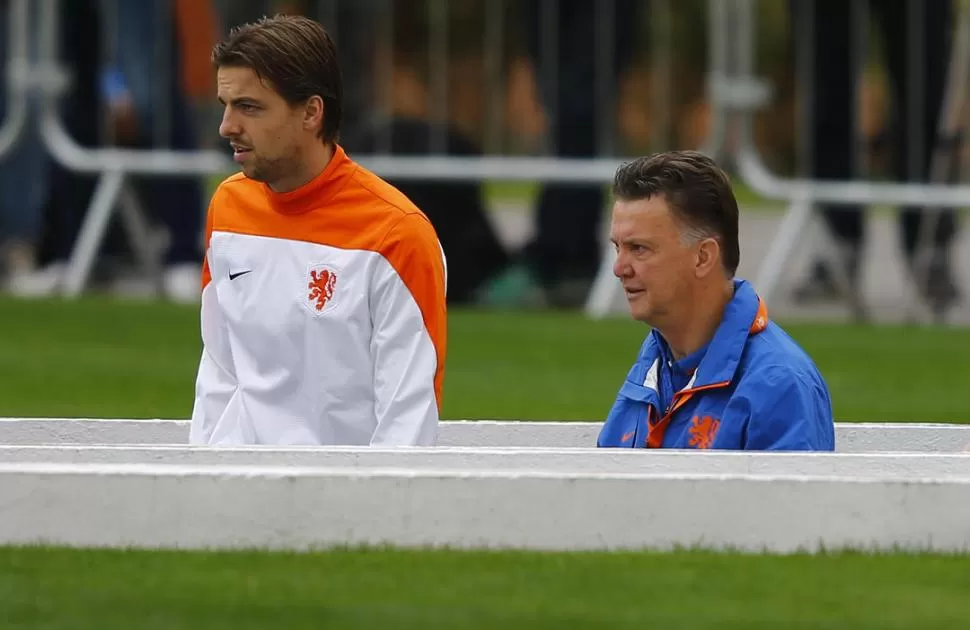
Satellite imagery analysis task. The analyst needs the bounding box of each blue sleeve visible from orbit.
[597,338,658,449]
[737,365,835,451]
[597,387,648,448]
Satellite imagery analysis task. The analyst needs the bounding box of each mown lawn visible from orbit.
[0,298,970,422]
[2,546,970,630]
[0,296,967,422]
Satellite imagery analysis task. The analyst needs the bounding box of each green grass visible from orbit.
[2,546,970,629]
[0,296,968,422]
[3,299,970,626]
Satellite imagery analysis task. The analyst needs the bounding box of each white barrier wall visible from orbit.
[3,462,970,553]
[1,418,969,452]
[3,445,970,479]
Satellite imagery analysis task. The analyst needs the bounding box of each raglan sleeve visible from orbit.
[735,364,835,451]
[188,188,238,444]
[369,213,448,446]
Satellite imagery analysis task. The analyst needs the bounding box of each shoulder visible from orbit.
[203,173,252,237]
[351,172,446,307]
[743,323,822,376]
[736,325,829,402]
[213,171,254,198]
[350,165,427,218]
[206,172,259,215]
[341,164,440,253]
[739,361,814,392]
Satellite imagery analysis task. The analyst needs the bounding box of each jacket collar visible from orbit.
[649,279,768,389]
[264,144,357,215]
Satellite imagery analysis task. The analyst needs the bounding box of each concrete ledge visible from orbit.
[3,462,970,552]
[0,419,190,446]
[1,418,969,452]
[3,445,970,479]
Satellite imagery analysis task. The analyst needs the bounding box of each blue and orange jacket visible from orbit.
[598,280,835,451]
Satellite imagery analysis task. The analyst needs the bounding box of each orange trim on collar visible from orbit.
[646,296,768,448]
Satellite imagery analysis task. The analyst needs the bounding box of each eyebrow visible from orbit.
[217,96,262,107]
[612,236,651,246]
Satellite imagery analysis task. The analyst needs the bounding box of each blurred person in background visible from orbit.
[598,151,834,451]
[99,0,209,302]
[342,0,512,305]
[221,1,510,305]
[791,0,960,316]
[1,0,208,301]
[483,0,640,308]
[0,0,46,289]
[191,15,446,446]
[0,0,104,297]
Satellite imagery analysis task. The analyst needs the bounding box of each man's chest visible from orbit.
[660,390,743,450]
[207,231,376,335]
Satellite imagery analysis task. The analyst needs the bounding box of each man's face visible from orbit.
[610,195,702,325]
[217,66,309,190]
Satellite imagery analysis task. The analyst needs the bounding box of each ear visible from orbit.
[694,237,721,278]
[303,95,325,134]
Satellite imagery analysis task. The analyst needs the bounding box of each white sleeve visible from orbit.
[189,256,238,444]
[368,216,447,446]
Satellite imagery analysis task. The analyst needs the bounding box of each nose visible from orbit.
[219,107,240,139]
[613,250,632,279]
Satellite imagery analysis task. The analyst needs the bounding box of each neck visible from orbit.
[659,279,735,361]
[268,142,335,193]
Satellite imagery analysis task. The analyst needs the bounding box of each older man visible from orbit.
[598,151,834,451]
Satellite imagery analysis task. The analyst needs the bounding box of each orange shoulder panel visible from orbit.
[376,211,448,410]
[201,172,247,291]
[210,173,406,253]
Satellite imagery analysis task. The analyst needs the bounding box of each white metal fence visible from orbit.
[0,0,967,323]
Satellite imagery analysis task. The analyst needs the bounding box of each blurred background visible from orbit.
[1,3,968,618]
[1,0,968,324]
[1,0,969,426]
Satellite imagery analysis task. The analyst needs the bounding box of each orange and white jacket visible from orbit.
[189,145,447,446]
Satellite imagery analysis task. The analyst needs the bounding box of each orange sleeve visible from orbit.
[380,213,448,408]
[201,189,217,291]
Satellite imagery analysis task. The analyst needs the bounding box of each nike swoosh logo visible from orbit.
[228,270,253,281]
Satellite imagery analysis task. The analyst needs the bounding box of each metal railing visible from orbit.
[0,0,966,326]
[0,0,28,158]
[727,0,970,324]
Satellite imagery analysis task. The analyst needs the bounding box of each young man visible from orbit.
[190,15,447,446]
[598,151,834,451]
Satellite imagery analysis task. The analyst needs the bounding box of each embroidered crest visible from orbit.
[306,264,339,314]
[688,415,720,449]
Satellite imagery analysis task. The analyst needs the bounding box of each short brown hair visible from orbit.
[612,150,740,275]
[212,14,343,144]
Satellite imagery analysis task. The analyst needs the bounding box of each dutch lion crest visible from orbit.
[306,264,339,314]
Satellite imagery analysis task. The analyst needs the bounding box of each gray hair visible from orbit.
[679,223,715,246]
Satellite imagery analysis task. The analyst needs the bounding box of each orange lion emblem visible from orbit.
[688,415,720,449]
[308,268,338,311]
